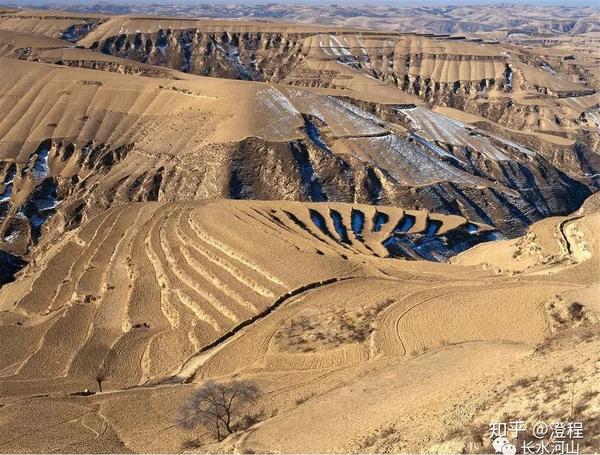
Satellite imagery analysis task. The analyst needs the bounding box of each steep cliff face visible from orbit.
[0,141,131,256]
[60,19,104,41]
[92,29,307,81]
[372,65,597,148]
[89,29,598,149]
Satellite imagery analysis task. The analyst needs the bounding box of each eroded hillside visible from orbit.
[73,18,600,147]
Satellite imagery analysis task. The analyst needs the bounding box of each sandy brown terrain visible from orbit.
[0,197,598,453]
[0,5,598,454]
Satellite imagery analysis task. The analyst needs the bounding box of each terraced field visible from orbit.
[0,201,493,385]
[1,197,597,452]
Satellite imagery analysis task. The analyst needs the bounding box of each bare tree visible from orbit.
[94,364,107,392]
[177,379,260,442]
[82,345,110,393]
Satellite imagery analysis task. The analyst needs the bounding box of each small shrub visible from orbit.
[511,376,538,389]
[181,438,202,450]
